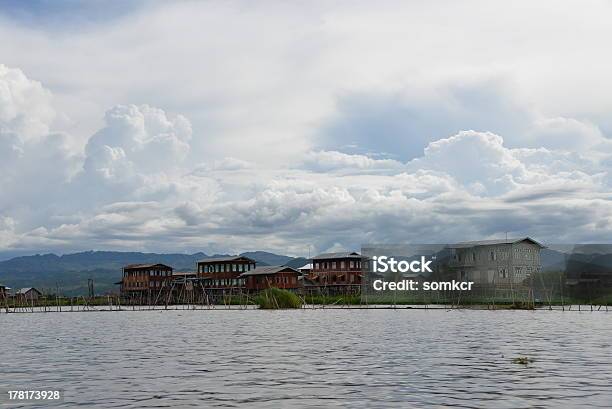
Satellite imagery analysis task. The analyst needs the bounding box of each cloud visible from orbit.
[318,79,612,161]
[317,79,531,159]
[302,150,404,173]
[528,117,606,152]
[0,64,55,141]
[195,157,254,172]
[0,216,17,248]
[2,0,612,257]
[4,1,612,165]
[2,88,611,255]
[84,104,191,176]
[0,66,80,235]
[408,131,525,195]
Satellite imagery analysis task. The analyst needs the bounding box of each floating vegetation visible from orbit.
[256,288,303,309]
[512,356,535,365]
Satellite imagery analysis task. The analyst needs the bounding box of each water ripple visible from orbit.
[1,309,611,408]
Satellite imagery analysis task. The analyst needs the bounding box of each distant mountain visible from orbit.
[541,248,612,273]
[240,251,293,266]
[232,251,308,269]
[541,248,569,272]
[0,251,208,273]
[0,250,308,296]
[285,257,310,269]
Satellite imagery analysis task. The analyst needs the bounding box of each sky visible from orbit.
[1,0,612,259]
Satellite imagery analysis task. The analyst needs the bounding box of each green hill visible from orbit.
[0,250,307,296]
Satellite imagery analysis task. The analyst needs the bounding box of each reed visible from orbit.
[256,288,303,309]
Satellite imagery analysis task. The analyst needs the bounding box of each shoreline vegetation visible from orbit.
[256,288,303,309]
[2,289,611,312]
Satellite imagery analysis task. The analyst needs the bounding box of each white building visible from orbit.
[448,237,544,285]
[297,263,312,275]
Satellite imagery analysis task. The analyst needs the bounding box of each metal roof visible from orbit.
[448,237,545,249]
[17,287,41,295]
[313,252,361,260]
[123,263,173,269]
[239,265,299,277]
[298,263,313,270]
[197,256,256,264]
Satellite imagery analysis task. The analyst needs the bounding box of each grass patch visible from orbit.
[256,288,303,309]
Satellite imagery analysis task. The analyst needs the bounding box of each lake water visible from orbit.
[1,309,611,408]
